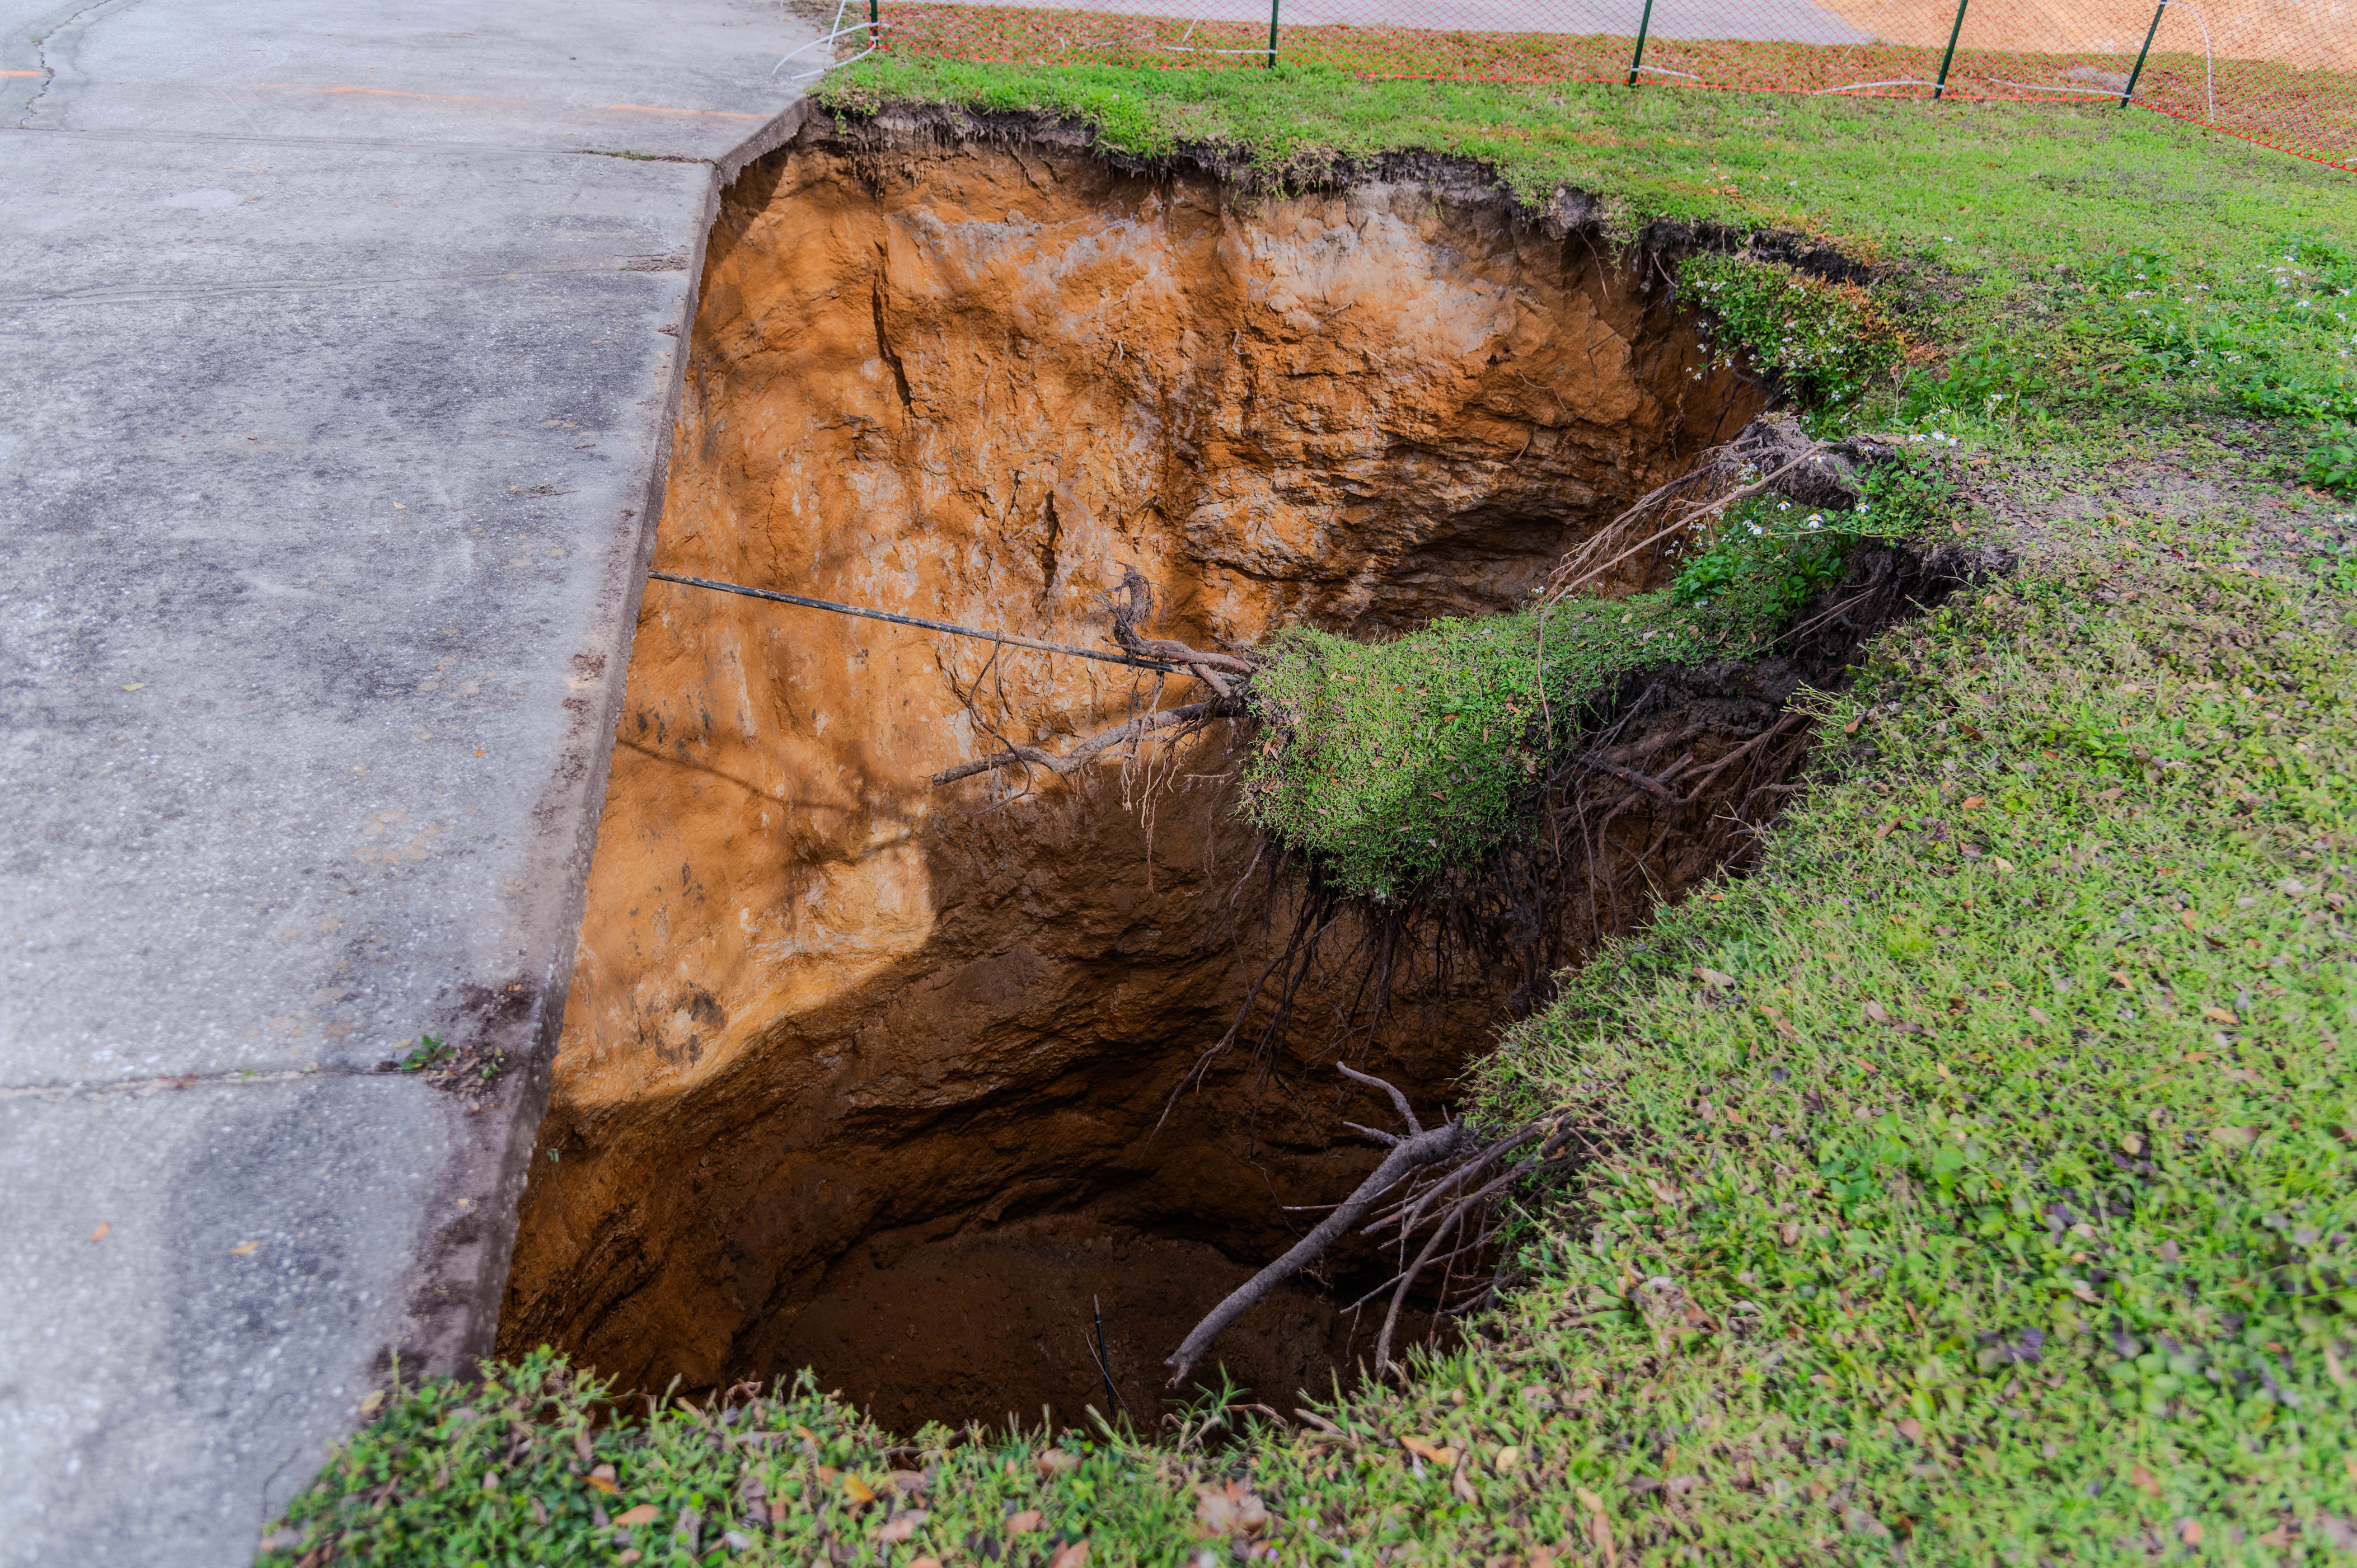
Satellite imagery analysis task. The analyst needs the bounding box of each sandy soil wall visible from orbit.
[496,124,1761,1424]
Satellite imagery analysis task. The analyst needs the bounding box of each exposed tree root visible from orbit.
[1544,413,1903,602]
[931,565,1253,788]
[929,698,1238,785]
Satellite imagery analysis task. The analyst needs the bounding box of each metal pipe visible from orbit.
[1266,0,1280,68]
[645,570,1193,673]
[1932,0,1969,98]
[2120,1,2166,105]
[1626,0,1655,86]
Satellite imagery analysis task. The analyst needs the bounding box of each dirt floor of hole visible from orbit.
[497,112,1769,1434]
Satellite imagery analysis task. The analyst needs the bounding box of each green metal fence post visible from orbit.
[1266,0,1280,68]
[870,0,879,32]
[1626,0,1655,85]
[2120,0,2165,105]
[1932,0,1969,98]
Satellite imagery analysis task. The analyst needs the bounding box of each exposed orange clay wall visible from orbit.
[496,123,1761,1424]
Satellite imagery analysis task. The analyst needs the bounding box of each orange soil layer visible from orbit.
[498,121,1765,1431]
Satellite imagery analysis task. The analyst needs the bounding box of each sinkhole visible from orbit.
[497,111,1805,1434]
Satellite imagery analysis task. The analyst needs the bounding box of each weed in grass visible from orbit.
[2306,423,2357,495]
[1679,252,1908,420]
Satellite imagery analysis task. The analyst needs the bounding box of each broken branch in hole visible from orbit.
[1166,1066,1590,1384]
[1165,1067,1475,1384]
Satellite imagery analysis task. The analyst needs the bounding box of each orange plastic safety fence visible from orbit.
[875,0,2357,170]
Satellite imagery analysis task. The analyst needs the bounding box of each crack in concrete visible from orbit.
[0,260,643,309]
[15,0,124,129]
[0,1063,394,1102]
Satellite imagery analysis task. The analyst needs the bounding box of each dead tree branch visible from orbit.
[1337,1062,1422,1135]
[1165,1069,1473,1384]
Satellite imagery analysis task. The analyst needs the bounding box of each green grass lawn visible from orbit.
[261,66,2357,1568]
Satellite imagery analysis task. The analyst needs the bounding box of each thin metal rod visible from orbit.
[2120,1,2164,105]
[1093,1296,1127,1419]
[1932,0,1969,98]
[1264,0,1279,67]
[1625,0,1654,86]
[645,570,1190,673]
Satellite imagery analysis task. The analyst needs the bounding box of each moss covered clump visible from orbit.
[1240,499,1900,899]
[1239,600,1695,900]
[1678,251,1909,418]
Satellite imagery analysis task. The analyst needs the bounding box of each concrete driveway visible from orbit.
[0,2,810,1561]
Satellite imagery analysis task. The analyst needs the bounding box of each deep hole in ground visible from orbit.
[495,114,1886,1436]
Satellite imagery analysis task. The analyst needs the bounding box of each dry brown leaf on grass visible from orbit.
[1037,1450,1079,1478]
[613,1504,660,1527]
[878,1513,925,1543]
[842,1473,877,1504]
[1048,1541,1090,1568]
[1195,1481,1268,1536]
[1398,1434,1457,1467]
[1575,1489,1615,1556]
[585,1464,618,1494]
[1006,1509,1045,1534]
[2131,1464,2162,1499]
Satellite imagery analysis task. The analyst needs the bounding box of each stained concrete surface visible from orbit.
[0,1,811,1561]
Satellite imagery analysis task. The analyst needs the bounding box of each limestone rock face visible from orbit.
[496,125,1759,1422]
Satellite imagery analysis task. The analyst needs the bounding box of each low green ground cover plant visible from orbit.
[263,67,2357,1568]
[1676,255,1908,420]
[1241,584,1799,901]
